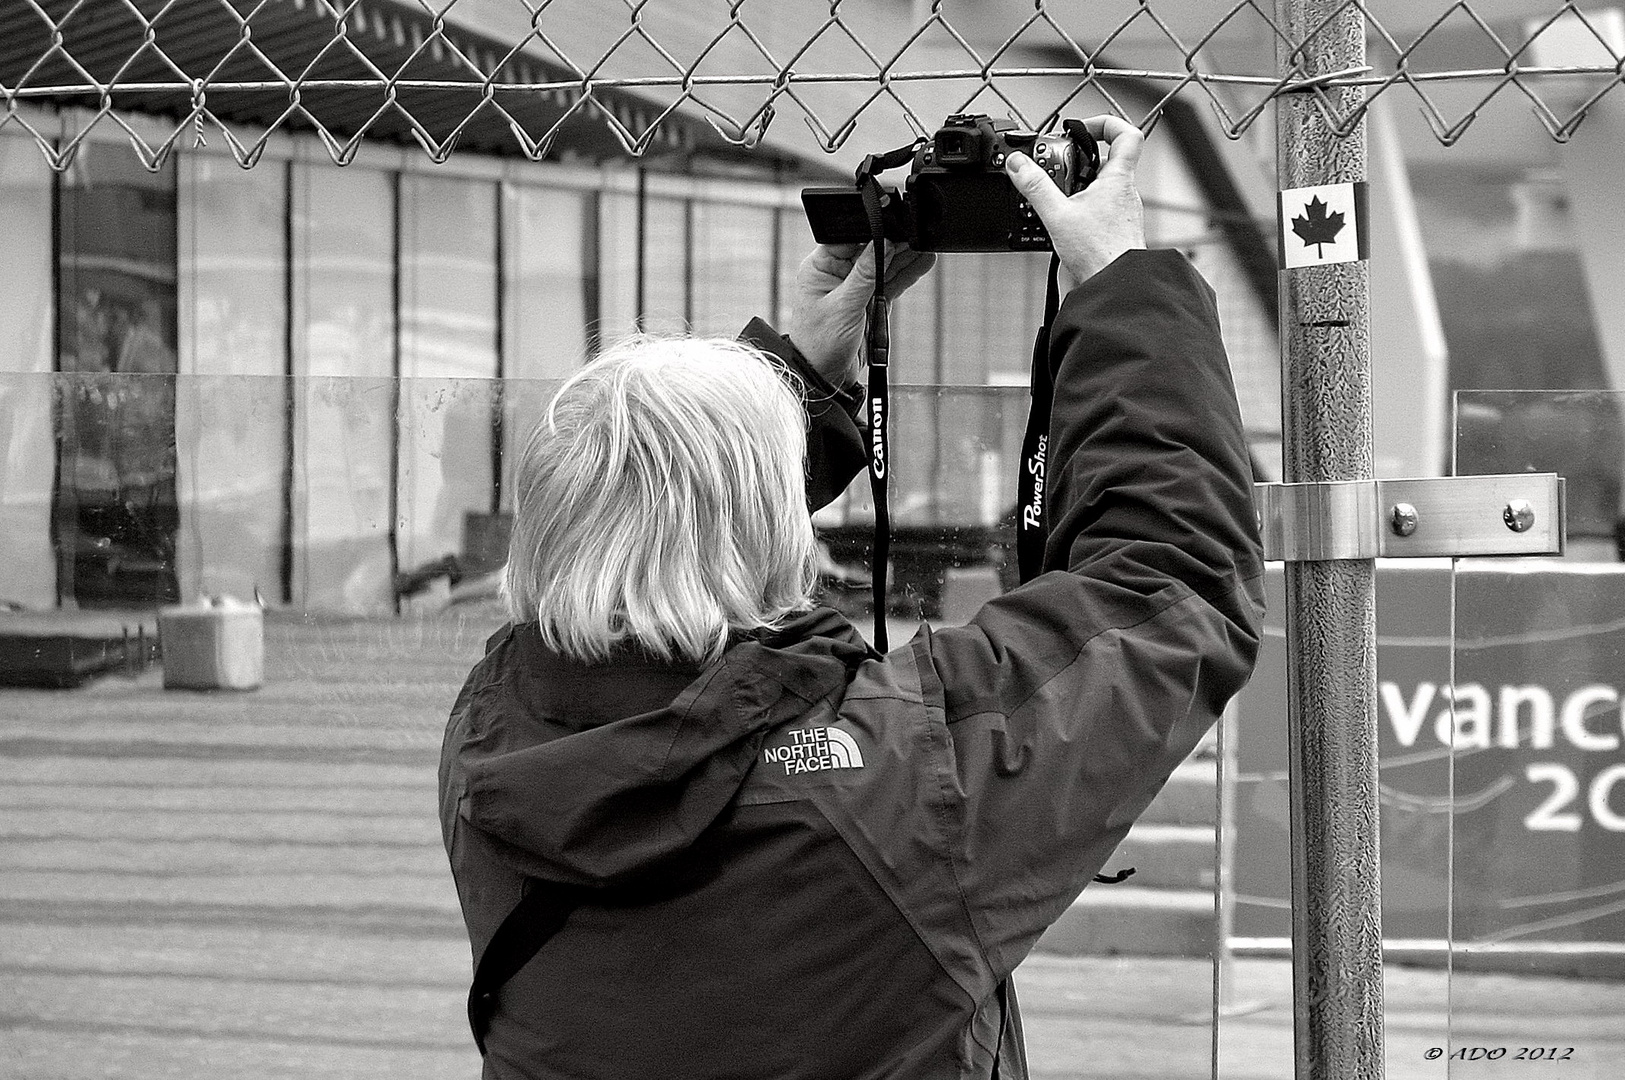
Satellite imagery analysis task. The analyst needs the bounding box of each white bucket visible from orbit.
[158,597,264,691]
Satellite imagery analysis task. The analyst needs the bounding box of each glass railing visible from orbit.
[1447,390,1625,1077]
[0,371,1222,1079]
[1222,390,1625,1077]
[1224,560,1455,1078]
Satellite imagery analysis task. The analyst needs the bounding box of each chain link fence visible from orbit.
[6,7,1623,1080]
[2,0,1624,172]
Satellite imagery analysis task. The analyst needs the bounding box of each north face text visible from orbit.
[762,726,865,774]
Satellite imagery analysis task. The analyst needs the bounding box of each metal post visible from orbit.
[1273,3,1385,1078]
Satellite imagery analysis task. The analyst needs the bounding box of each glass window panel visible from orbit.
[886,386,936,537]
[496,377,562,534]
[989,252,1048,385]
[300,167,393,381]
[1456,392,1623,562]
[819,385,1023,616]
[398,174,498,576]
[503,184,593,526]
[938,256,994,385]
[0,135,57,607]
[776,206,816,331]
[1223,562,1456,1079]
[507,184,591,382]
[55,144,180,608]
[690,201,773,337]
[294,163,395,613]
[1452,390,1625,1077]
[597,189,639,346]
[1413,167,1609,393]
[0,138,53,377]
[641,196,688,335]
[891,257,940,385]
[176,155,287,604]
[401,175,498,382]
[920,253,1048,387]
[396,373,495,579]
[182,159,285,379]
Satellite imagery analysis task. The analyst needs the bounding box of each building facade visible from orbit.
[0,93,1281,615]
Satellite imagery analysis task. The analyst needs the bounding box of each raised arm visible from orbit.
[916,118,1265,974]
[739,240,935,511]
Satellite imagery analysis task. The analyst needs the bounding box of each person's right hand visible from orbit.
[788,240,935,389]
[1004,116,1146,287]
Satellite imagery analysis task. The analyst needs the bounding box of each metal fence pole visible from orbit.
[1273,3,1386,1078]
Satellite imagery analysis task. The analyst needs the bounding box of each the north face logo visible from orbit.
[762,726,865,774]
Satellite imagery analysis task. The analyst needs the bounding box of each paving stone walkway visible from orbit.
[2,607,1620,1078]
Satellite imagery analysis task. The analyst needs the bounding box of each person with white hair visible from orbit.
[438,116,1264,1080]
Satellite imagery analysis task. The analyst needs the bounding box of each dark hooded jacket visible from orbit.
[438,249,1265,1079]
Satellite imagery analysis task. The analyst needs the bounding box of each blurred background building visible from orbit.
[1,0,1622,614]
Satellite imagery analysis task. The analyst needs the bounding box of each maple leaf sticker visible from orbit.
[1290,195,1345,259]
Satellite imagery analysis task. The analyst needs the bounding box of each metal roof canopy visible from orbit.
[0,0,826,176]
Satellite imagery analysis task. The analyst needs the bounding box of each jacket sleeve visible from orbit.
[739,317,867,512]
[915,249,1266,975]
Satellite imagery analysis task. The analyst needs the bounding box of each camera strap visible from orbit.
[859,179,892,653]
[1016,254,1062,583]
[854,144,916,653]
[467,876,587,1055]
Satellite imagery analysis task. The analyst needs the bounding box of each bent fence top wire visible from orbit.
[2,0,1623,170]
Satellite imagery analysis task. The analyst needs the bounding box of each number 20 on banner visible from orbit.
[1526,762,1625,832]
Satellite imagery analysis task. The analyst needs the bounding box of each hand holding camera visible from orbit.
[789,241,936,389]
[798,112,1144,287]
[1005,115,1146,286]
[801,113,1101,254]
[788,114,1145,387]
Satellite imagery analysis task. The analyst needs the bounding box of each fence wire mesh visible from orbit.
[2,0,1624,171]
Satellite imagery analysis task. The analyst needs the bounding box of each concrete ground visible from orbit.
[2,607,1622,1079]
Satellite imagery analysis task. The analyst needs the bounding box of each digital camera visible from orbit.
[801,114,1100,253]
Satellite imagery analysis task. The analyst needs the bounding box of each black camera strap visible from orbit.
[1016,254,1062,583]
[854,144,916,653]
[467,876,587,1055]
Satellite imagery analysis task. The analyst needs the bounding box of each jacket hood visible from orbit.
[453,607,877,887]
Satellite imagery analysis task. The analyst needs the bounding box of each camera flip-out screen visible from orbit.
[800,187,909,246]
[800,173,1036,252]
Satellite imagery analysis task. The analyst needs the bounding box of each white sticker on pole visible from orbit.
[1278,182,1369,269]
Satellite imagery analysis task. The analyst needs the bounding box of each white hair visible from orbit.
[503,334,818,664]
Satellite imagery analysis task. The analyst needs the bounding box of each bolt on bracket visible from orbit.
[1254,474,1566,562]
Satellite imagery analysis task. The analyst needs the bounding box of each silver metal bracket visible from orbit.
[1255,474,1566,561]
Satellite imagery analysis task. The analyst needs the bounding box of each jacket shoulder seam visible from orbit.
[983,578,1238,724]
[929,712,996,973]
[840,690,922,706]
[908,638,995,970]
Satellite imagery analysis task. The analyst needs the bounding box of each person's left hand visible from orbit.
[788,242,936,388]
